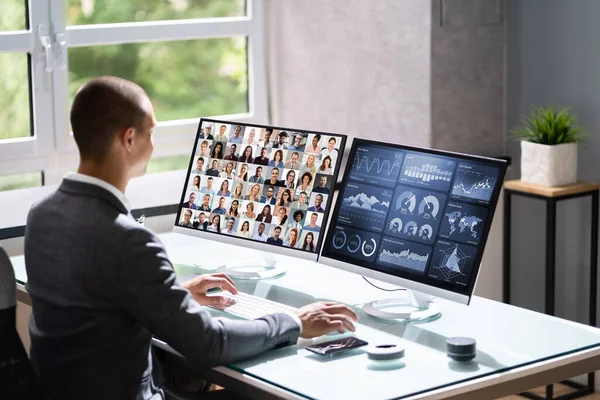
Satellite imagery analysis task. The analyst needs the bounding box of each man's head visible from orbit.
[270,168,279,181]
[199,212,206,223]
[229,144,237,155]
[291,152,299,164]
[207,177,213,188]
[228,218,235,229]
[196,157,204,170]
[203,124,212,135]
[256,166,263,176]
[211,160,218,169]
[183,210,192,223]
[219,125,226,135]
[70,76,156,177]
[314,194,323,207]
[188,192,196,203]
[310,213,318,225]
[258,223,265,234]
[273,226,282,239]
[261,147,267,157]
[234,125,241,136]
[219,197,225,207]
[294,210,303,222]
[319,176,327,187]
[299,191,307,204]
[267,186,274,197]
[278,131,287,144]
[203,194,210,206]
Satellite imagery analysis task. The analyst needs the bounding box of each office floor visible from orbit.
[499,383,600,399]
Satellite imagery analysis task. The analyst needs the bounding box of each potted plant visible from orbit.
[511,105,586,187]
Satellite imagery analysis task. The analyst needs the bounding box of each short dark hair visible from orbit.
[70,76,148,162]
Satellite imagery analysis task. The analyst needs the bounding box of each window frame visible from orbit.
[0,1,54,176]
[1,0,269,187]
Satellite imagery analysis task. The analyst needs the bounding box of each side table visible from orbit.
[503,179,600,400]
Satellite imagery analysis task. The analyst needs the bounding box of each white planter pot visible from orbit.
[520,141,578,187]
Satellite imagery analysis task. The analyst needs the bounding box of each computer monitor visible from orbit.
[173,118,347,274]
[320,138,507,320]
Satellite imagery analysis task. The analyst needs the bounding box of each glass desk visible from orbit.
[12,232,600,400]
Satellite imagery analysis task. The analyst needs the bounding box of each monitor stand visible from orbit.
[193,252,287,281]
[362,290,441,322]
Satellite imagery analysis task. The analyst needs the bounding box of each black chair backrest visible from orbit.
[0,246,45,399]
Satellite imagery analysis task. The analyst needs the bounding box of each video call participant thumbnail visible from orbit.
[266,226,284,245]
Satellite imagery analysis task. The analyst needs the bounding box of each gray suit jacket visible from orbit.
[24,179,300,400]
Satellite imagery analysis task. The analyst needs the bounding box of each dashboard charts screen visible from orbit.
[175,119,346,254]
[322,139,507,295]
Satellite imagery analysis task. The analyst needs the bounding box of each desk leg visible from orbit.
[504,190,512,304]
[591,190,598,327]
[546,199,556,316]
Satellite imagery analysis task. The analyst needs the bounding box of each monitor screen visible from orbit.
[321,139,507,297]
[175,118,347,255]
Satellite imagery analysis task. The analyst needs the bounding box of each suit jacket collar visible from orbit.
[58,179,129,215]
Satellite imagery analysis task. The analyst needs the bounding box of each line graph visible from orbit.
[349,145,403,187]
[451,163,499,203]
[353,154,402,176]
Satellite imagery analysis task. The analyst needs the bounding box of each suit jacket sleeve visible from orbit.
[109,226,300,367]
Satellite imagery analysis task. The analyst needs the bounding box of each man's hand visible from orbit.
[182,273,238,306]
[295,302,359,338]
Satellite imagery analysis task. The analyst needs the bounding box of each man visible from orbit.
[193,157,204,174]
[196,212,208,230]
[205,160,220,177]
[288,134,305,151]
[320,136,338,164]
[198,194,212,212]
[245,128,257,145]
[303,212,321,232]
[180,209,194,227]
[267,168,283,187]
[198,141,210,158]
[249,166,265,184]
[200,176,216,196]
[214,124,228,142]
[307,194,325,213]
[261,186,277,205]
[252,222,268,242]
[266,226,283,246]
[223,217,236,235]
[287,210,304,233]
[272,131,288,149]
[313,175,330,194]
[182,192,197,209]
[253,147,269,165]
[212,197,227,215]
[199,123,214,140]
[290,191,308,210]
[223,144,238,161]
[228,125,243,144]
[24,76,357,400]
[284,151,301,170]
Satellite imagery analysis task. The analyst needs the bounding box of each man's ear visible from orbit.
[121,127,136,152]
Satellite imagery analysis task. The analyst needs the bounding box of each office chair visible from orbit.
[0,246,45,400]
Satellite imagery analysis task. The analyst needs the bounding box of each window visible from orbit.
[0,0,267,191]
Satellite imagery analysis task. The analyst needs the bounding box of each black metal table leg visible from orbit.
[504,190,512,304]
[546,198,557,316]
[591,190,598,327]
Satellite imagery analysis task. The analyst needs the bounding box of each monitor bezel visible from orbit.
[319,138,508,304]
[174,117,348,259]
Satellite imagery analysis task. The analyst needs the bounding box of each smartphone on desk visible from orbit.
[305,337,368,356]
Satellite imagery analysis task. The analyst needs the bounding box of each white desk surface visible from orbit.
[12,232,600,400]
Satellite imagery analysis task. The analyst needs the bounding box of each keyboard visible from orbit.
[208,291,297,320]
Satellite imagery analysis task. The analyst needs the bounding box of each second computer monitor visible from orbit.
[173,118,347,261]
[320,138,507,304]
